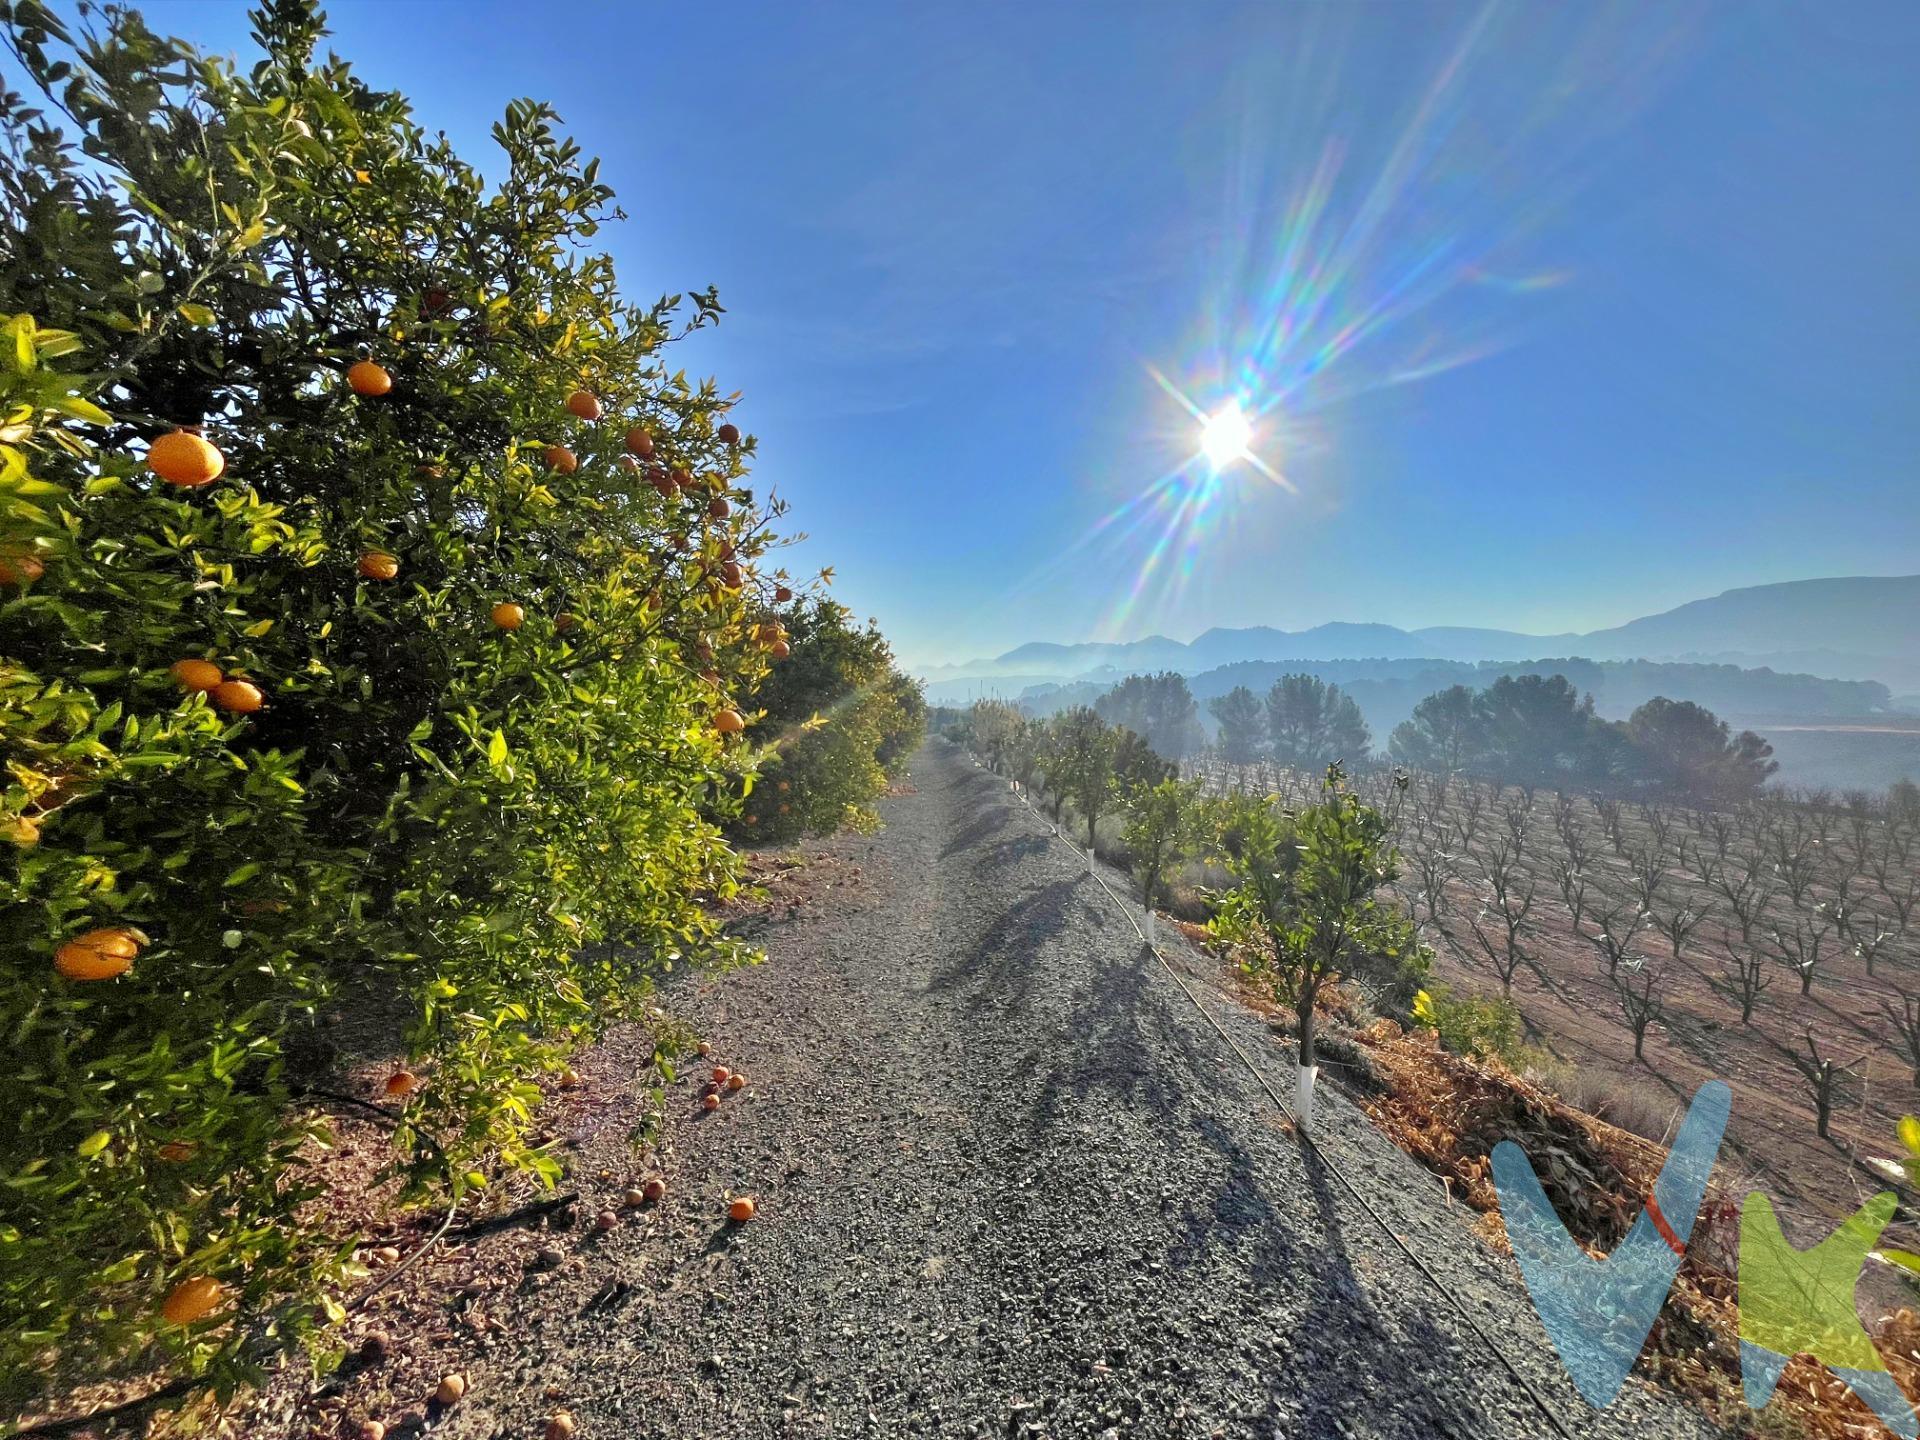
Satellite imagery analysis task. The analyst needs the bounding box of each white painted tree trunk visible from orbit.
[1296,1065,1318,1131]
[1145,908,1157,945]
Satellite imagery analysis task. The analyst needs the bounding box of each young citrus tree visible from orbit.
[1042,706,1118,859]
[1211,766,1423,1128]
[1122,775,1199,940]
[965,698,1022,774]
[0,0,793,1402]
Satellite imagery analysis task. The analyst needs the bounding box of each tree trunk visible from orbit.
[1296,975,1320,1130]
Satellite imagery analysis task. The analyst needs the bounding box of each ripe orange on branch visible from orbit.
[714,709,745,734]
[347,360,393,396]
[492,602,526,631]
[716,422,740,446]
[358,551,400,581]
[544,445,578,475]
[565,390,602,421]
[160,1276,225,1325]
[625,426,654,457]
[55,927,143,981]
[0,548,45,586]
[211,679,265,714]
[147,429,224,488]
[170,658,224,692]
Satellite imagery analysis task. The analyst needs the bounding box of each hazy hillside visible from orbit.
[920,575,1920,695]
[1574,575,1920,663]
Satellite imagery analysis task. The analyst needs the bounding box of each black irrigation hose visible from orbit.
[986,761,1577,1440]
[11,1088,462,1440]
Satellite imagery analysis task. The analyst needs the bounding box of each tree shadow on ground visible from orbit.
[975,834,1051,871]
[939,800,1009,859]
[1265,1144,1491,1437]
[1020,930,1309,1284]
[922,875,1095,1022]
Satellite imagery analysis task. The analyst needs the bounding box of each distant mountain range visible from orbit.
[918,575,1920,705]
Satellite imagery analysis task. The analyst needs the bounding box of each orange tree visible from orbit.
[734,597,923,842]
[0,0,797,1405]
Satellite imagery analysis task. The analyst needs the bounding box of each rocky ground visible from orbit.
[246,738,1715,1440]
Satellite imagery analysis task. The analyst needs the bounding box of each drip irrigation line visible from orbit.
[988,765,1576,1440]
[12,1088,463,1440]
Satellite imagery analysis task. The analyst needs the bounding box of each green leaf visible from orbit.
[1880,1248,1920,1276]
[1899,1115,1920,1160]
[51,394,113,425]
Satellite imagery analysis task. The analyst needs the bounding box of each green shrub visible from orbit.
[0,0,799,1402]
[1411,984,1530,1066]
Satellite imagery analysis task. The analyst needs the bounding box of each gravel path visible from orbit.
[449,738,1712,1440]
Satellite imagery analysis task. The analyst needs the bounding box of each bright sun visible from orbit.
[1200,401,1253,469]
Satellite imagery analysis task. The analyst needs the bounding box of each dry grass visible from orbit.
[1352,1017,1920,1440]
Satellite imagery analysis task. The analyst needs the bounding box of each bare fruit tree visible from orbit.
[1452,832,1538,996]
[1883,993,1920,1088]
[1712,940,1771,1025]
[1613,964,1665,1063]
[1846,910,1896,979]
[1789,1031,1862,1142]
[1768,906,1836,997]
[1653,901,1705,962]
[1555,857,1589,932]
[1583,893,1647,979]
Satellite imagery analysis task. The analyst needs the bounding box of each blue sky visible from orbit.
[184,2,1919,669]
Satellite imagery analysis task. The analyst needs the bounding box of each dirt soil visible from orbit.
[224,738,1715,1440]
